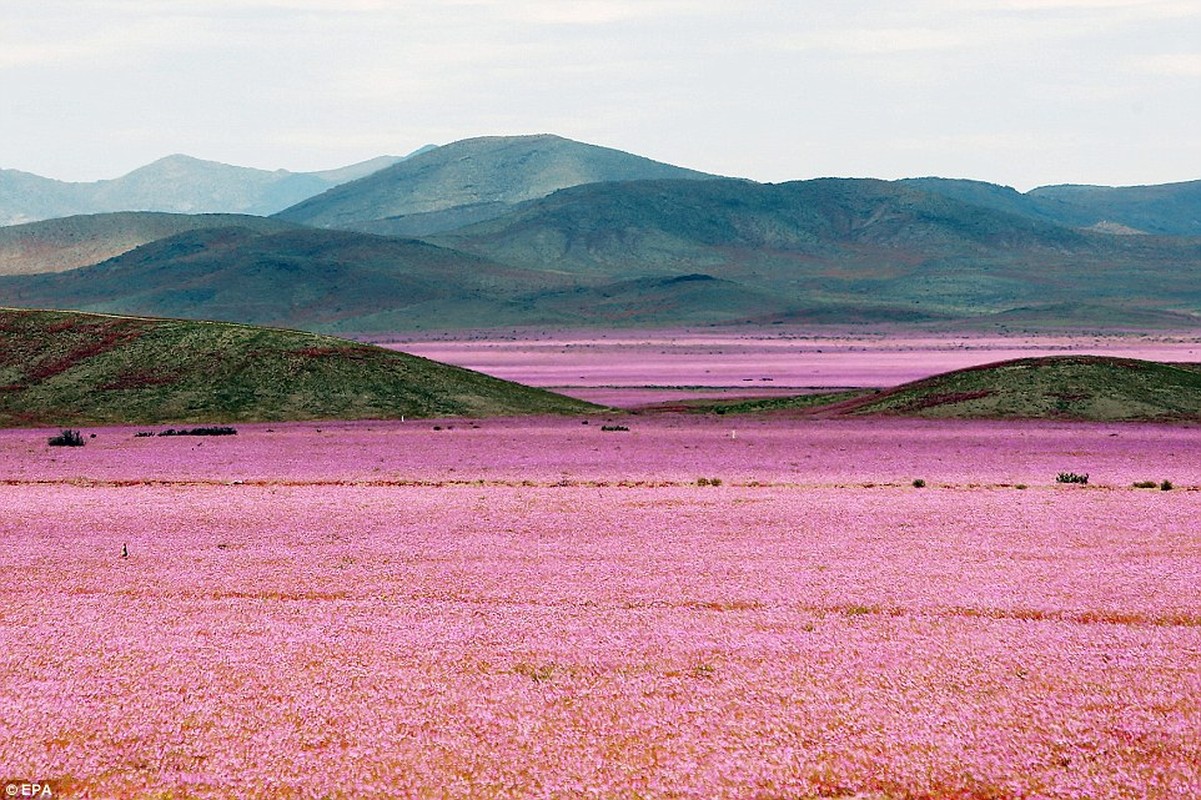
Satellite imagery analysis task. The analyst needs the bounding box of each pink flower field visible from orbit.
[385,328,1201,406]
[3,417,1200,798]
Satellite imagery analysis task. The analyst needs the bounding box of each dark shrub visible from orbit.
[158,427,237,437]
[1056,472,1089,485]
[912,478,926,488]
[48,429,85,447]
[1160,480,1174,491]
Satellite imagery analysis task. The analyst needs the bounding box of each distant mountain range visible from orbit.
[0,134,1198,331]
[0,151,424,226]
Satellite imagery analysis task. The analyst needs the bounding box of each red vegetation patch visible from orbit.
[97,368,181,391]
[24,323,146,382]
[896,389,996,412]
[290,346,367,359]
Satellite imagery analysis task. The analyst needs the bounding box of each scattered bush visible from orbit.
[1133,480,1158,489]
[134,431,155,438]
[601,424,629,432]
[158,427,237,437]
[1056,472,1089,485]
[48,429,85,447]
[1015,484,1028,490]
[912,478,926,488]
[1160,480,1174,491]
[696,477,723,487]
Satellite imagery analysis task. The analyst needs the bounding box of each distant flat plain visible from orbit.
[382,326,1201,406]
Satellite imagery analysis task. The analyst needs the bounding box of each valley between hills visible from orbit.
[6,136,1201,799]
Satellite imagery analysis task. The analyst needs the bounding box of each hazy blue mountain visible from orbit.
[1027,180,1201,236]
[903,177,1201,236]
[274,134,718,234]
[0,169,92,225]
[0,152,418,226]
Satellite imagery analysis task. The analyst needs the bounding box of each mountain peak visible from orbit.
[274,133,718,233]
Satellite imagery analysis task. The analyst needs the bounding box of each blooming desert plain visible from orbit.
[4,330,1201,799]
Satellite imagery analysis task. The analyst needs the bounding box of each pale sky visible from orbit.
[3,0,1199,190]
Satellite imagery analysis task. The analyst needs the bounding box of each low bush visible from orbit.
[48,429,85,447]
[601,424,629,432]
[1160,480,1174,491]
[1133,480,1158,489]
[696,477,723,487]
[1056,472,1089,485]
[912,478,926,488]
[158,427,237,437]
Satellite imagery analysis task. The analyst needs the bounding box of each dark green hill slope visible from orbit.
[903,177,1201,236]
[436,177,1201,321]
[0,308,597,427]
[1028,181,1201,236]
[275,134,716,233]
[0,212,298,276]
[839,356,1201,421]
[2,178,1199,332]
[0,227,579,332]
[439,177,1092,274]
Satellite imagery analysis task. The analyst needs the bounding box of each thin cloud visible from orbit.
[1132,53,1201,75]
[776,27,970,55]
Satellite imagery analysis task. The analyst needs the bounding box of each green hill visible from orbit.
[838,356,1201,421]
[0,227,581,332]
[684,356,1201,421]
[435,177,1201,322]
[903,177,1201,237]
[0,212,298,276]
[274,134,717,234]
[0,308,598,427]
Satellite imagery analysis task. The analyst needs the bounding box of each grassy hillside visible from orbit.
[681,356,1201,422]
[275,134,717,233]
[0,308,598,427]
[838,356,1201,421]
[0,212,298,276]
